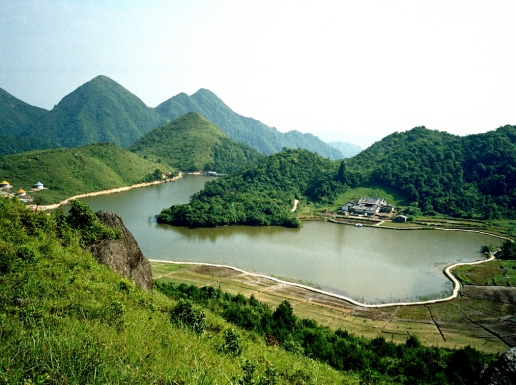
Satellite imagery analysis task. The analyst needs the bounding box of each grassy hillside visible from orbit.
[130,112,264,173]
[0,143,175,204]
[155,88,345,159]
[1,198,498,384]
[24,76,165,148]
[0,197,352,384]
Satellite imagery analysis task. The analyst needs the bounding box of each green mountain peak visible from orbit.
[130,112,263,173]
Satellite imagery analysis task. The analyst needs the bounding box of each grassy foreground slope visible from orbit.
[130,112,264,173]
[0,143,175,204]
[0,197,351,384]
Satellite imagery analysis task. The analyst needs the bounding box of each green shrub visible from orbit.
[169,299,206,334]
[220,327,243,356]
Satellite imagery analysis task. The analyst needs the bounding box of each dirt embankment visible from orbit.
[34,172,184,211]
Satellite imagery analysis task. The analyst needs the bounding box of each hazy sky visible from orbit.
[2,0,516,148]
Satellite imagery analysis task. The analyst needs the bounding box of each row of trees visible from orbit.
[155,281,495,385]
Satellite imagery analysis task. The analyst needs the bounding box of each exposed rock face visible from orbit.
[88,211,153,291]
[475,347,516,385]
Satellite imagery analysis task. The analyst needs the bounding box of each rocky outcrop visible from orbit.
[475,347,516,385]
[88,211,153,291]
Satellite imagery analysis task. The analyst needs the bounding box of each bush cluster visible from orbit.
[155,280,496,385]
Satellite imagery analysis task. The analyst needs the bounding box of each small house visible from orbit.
[0,180,10,189]
[33,181,44,189]
[16,188,26,197]
[341,201,355,212]
[395,215,408,223]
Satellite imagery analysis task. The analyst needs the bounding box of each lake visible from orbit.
[80,175,502,303]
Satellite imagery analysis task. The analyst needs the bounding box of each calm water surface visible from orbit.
[80,175,502,303]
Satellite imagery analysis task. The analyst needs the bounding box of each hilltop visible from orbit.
[1,76,358,160]
[22,75,165,148]
[347,125,516,218]
[156,88,345,159]
[0,142,175,204]
[130,112,264,173]
[0,88,57,156]
[157,126,516,228]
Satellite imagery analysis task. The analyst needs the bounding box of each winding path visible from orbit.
[150,251,497,309]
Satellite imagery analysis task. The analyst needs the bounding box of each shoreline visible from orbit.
[327,217,509,240]
[149,252,497,309]
[34,172,185,211]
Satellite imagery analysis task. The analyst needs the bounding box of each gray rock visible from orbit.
[475,347,516,385]
[88,211,153,291]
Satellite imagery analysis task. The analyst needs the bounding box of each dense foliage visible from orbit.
[155,88,345,159]
[157,148,348,227]
[0,197,352,384]
[0,134,60,156]
[348,126,516,219]
[155,280,496,385]
[130,112,264,173]
[0,142,175,204]
[0,87,48,136]
[498,239,516,260]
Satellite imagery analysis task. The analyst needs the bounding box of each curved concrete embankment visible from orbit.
[34,172,184,211]
[150,253,496,309]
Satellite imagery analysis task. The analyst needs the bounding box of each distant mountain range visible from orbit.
[0,76,357,159]
[328,141,362,158]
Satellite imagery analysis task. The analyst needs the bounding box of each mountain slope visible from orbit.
[328,141,362,158]
[0,134,60,156]
[0,87,48,136]
[130,112,264,173]
[24,76,165,148]
[347,125,516,218]
[0,143,174,204]
[155,88,345,159]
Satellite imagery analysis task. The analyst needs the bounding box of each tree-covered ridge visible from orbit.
[157,149,347,227]
[155,88,345,159]
[0,87,48,136]
[23,75,165,148]
[348,126,516,218]
[129,112,264,173]
[0,143,175,204]
[0,134,60,156]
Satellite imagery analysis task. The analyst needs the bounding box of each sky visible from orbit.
[2,0,516,148]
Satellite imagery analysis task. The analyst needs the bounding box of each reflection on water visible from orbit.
[80,175,502,303]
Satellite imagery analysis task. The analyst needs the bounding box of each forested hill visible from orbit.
[0,88,57,156]
[157,148,346,228]
[23,76,165,148]
[129,112,264,173]
[0,87,48,135]
[158,126,516,228]
[347,125,516,218]
[155,88,345,159]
